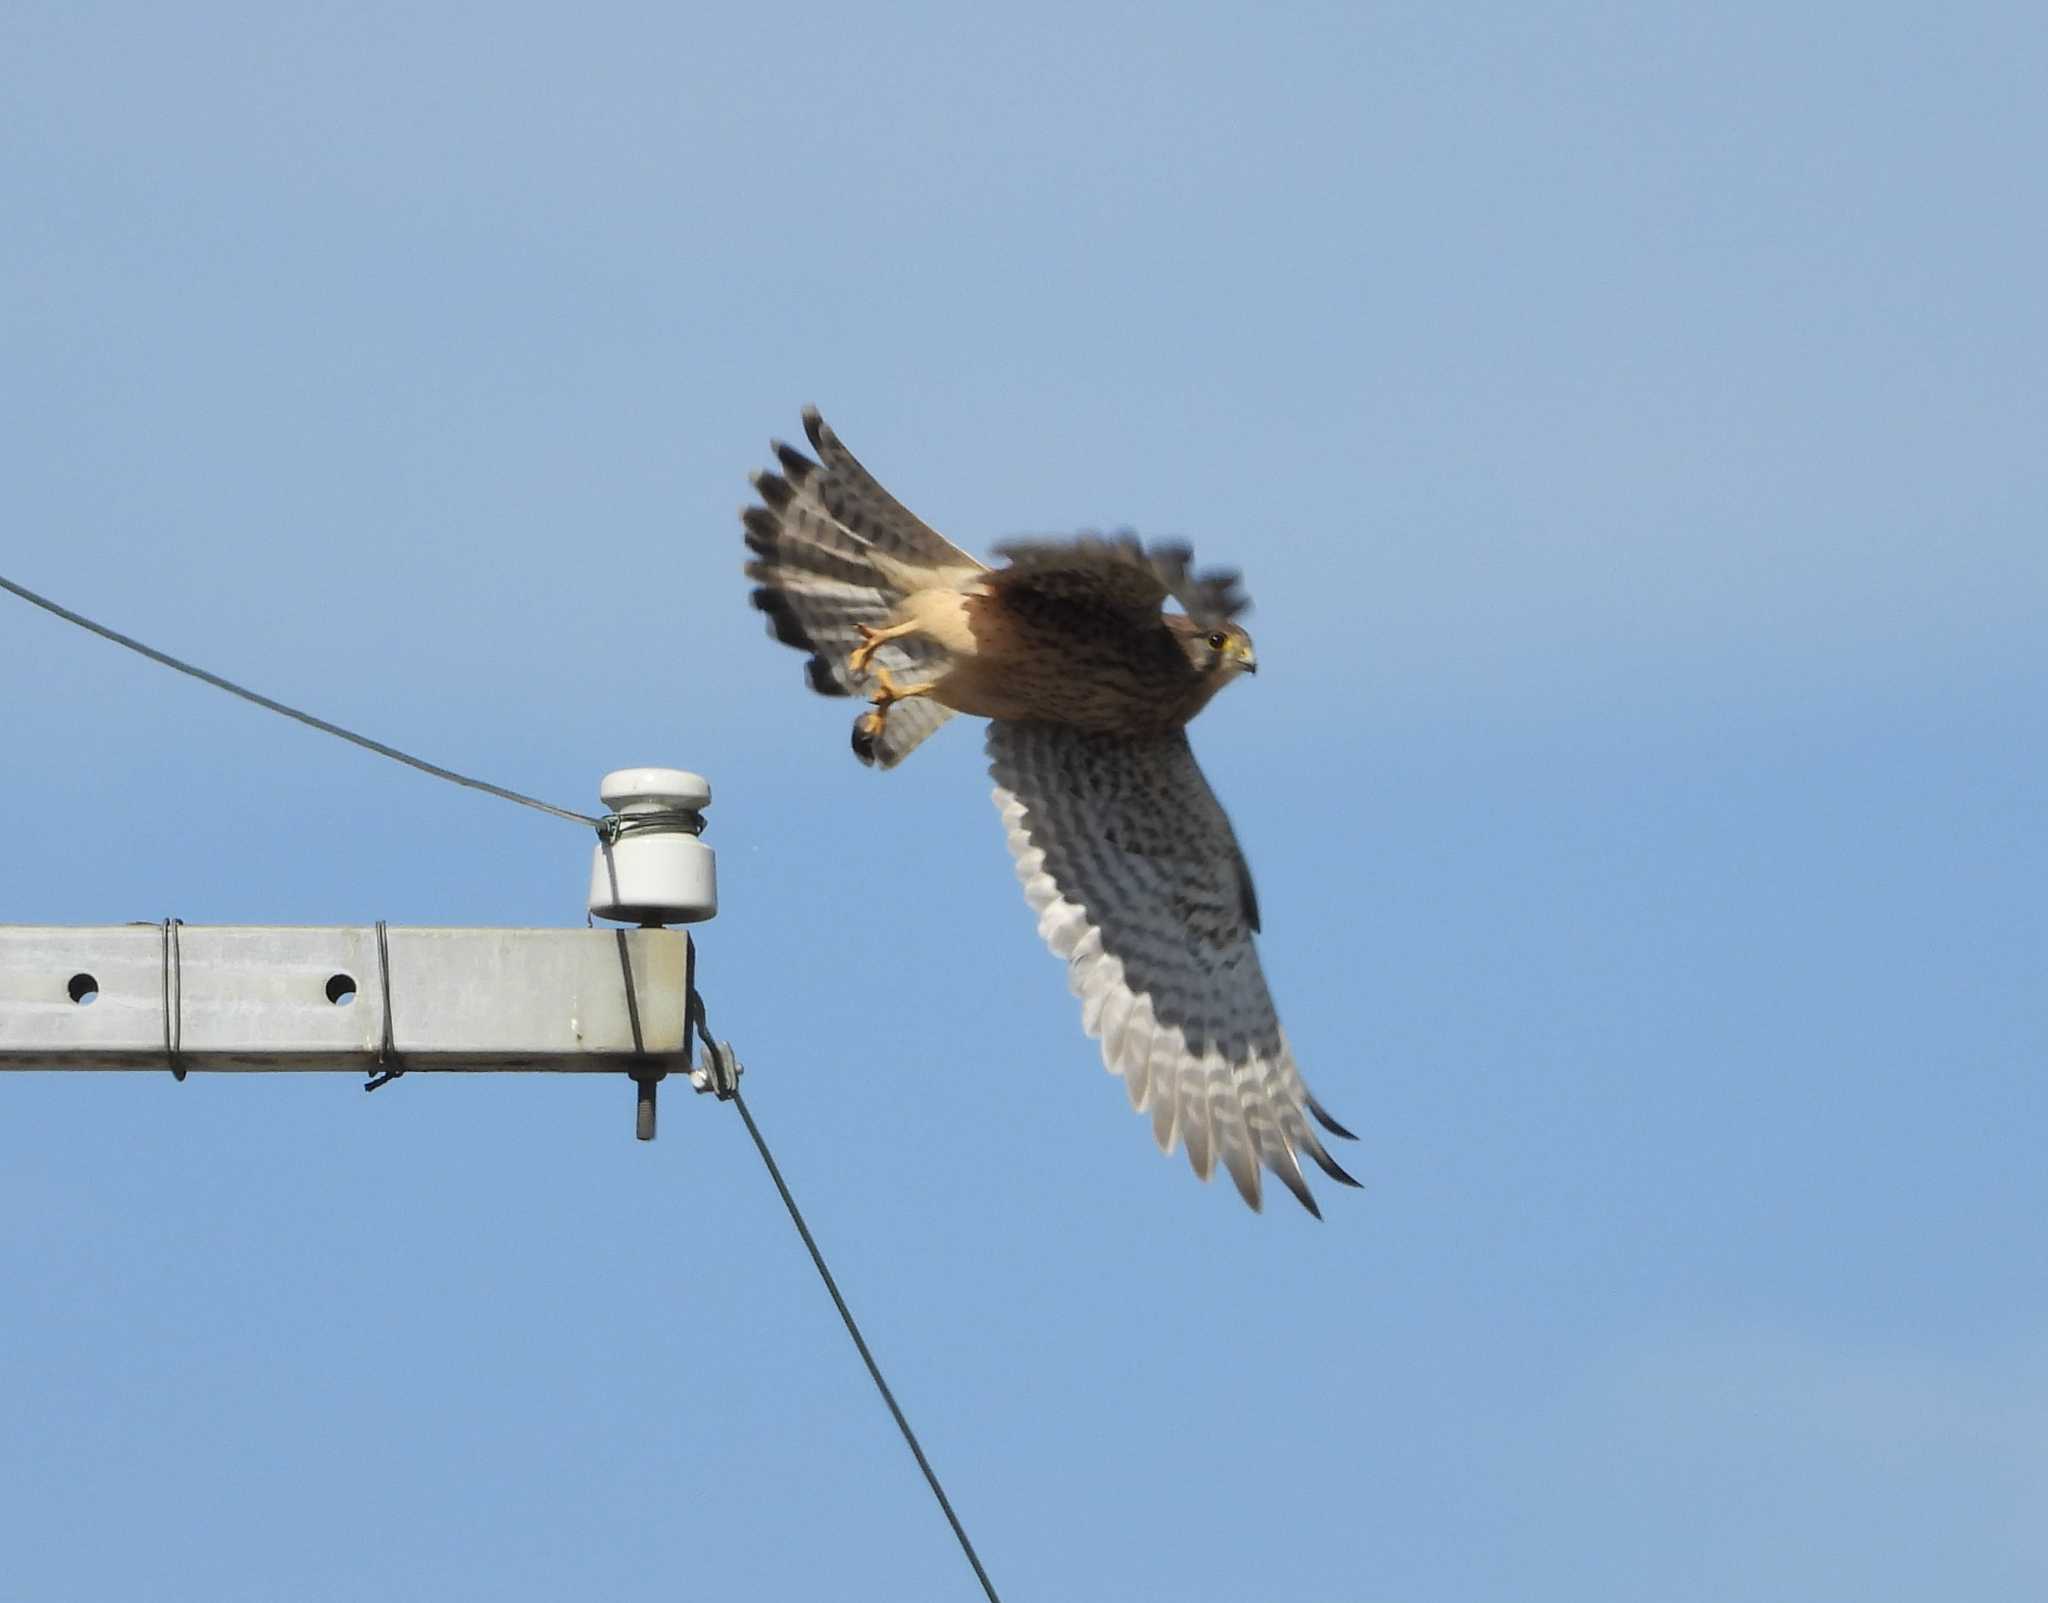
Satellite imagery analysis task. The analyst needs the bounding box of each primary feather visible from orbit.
[988,720,1359,1214]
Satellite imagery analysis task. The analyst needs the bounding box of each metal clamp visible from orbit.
[364,920,404,1091]
[161,917,186,1082]
[691,1038,742,1100]
[687,982,741,1099]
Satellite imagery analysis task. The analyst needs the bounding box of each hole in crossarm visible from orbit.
[325,973,358,1006]
[67,973,99,1005]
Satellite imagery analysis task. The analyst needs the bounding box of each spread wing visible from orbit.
[987,719,1359,1214]
[988,534,1249,627]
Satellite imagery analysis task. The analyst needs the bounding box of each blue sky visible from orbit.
[3,3,2044,1598]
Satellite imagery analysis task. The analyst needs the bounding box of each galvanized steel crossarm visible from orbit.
[0,925,691,1073]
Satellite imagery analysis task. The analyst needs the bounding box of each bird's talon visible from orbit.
[849,619,922,678]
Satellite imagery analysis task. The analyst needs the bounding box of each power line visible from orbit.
[0,573,599,829]
[4,568,1006,1599]
[730,1079,1004,1603]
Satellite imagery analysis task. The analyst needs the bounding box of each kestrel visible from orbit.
[742,408,1359,1214]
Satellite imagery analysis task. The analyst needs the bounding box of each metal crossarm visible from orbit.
[0,925,691,1074]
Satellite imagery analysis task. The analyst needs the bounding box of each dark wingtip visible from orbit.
[1306,1142,1364,1189]
[1307,1093,1358,1141]
[741,505,781,553]
[804,657,850,698]
[1276,1166,1324,1219]
[752,469,793,511]
[773,441,817,481]
[750,586,814,650]
[801,406,829,452]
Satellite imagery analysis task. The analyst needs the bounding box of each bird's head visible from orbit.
[1172,615,1258,683]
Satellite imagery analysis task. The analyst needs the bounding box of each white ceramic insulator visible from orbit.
[587,767,718,925]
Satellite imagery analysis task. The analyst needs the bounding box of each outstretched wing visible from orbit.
[989,534,1249,627]
[987,720,1358,1215]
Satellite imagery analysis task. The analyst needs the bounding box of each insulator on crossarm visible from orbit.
[588,767,717,926]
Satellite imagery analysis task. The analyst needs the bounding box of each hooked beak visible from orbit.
[1229,637,1258,675]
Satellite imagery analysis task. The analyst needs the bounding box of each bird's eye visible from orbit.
[1206,631,1228,650]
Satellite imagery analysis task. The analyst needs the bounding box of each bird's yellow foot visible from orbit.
[869,666,932,711]
[857,666,931,734]
[851,668,935,764]
[848,621,918,677]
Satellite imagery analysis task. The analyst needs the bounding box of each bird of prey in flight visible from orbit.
[742,409,1359,1214]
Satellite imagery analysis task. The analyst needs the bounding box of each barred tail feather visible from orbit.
[742,409,983,768]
